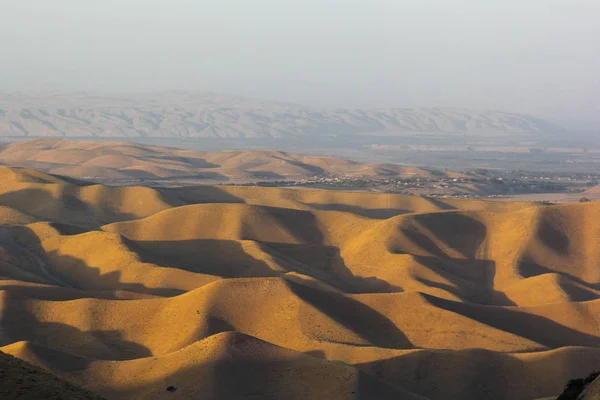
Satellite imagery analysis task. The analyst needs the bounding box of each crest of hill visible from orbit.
[0,138,457,182]
[0,91,566,138]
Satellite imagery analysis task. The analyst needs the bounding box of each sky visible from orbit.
[0,0,599,122]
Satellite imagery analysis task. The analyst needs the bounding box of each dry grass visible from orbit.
[0,350,105,399]
[0,166,599,399]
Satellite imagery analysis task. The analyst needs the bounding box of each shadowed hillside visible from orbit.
[0,350,105,399]
[0,166,599,399]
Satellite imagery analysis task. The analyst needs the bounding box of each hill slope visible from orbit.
[0,167,599,399]
[0,350,105,400]
[0,92,566,138]
[0,138,457,183]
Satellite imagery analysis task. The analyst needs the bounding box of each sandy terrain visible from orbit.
[0,139,455,184]
[0,165,599,399]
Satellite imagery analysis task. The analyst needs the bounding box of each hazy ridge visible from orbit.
[0,92,566,138]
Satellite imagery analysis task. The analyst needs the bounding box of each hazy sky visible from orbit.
[1,0,599,121]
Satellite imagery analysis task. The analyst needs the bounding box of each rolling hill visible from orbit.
[0,350,105,399]
[0,166,598,399]
[0,138,457,184]
[0,92,566,138]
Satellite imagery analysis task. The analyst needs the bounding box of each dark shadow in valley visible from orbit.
[424,293,600,349]
[164,185,246,205]
[123,237,402,294]
[0,291,153,370]
[102,343,408,400]
[0,282,149,301]
[410,212,487,258]
[411,256,515,306]
[303,349,326,359]
[46,174,96,187]
[518,256,600,292]
[44,253,185,297]
[241,206,325,245]
[386,214,523,305]
[123,237,281,279]
[0,188,90,225]
[0,187,140,227]
[393,227,449,258]
[47,222,89,236]
[2,173,249,226]
[355,350,525,400]
[263,242,402,293]
[0,174,253,227]
[219,205,402,293]
[358,347,600,400]
[387,214,485,259]
[204,316,236,337]
[2,225,184,297]
[216,356,406,400]
[537,216,570,255]
[422,196,458,210]
[303,202,410,219]
[285,278,412,349]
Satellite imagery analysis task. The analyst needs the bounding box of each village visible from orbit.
[244,170,600,199]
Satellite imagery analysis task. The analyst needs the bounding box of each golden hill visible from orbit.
[0,138,455,184]
[0,166,599,399]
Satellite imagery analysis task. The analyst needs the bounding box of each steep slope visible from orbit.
[0,166,599,399]
[0,350,105,400]
[0,92,566,138]
[551,370,600,399]
[577,373,600,400]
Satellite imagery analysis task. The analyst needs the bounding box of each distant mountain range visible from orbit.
[0,92,567,138]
